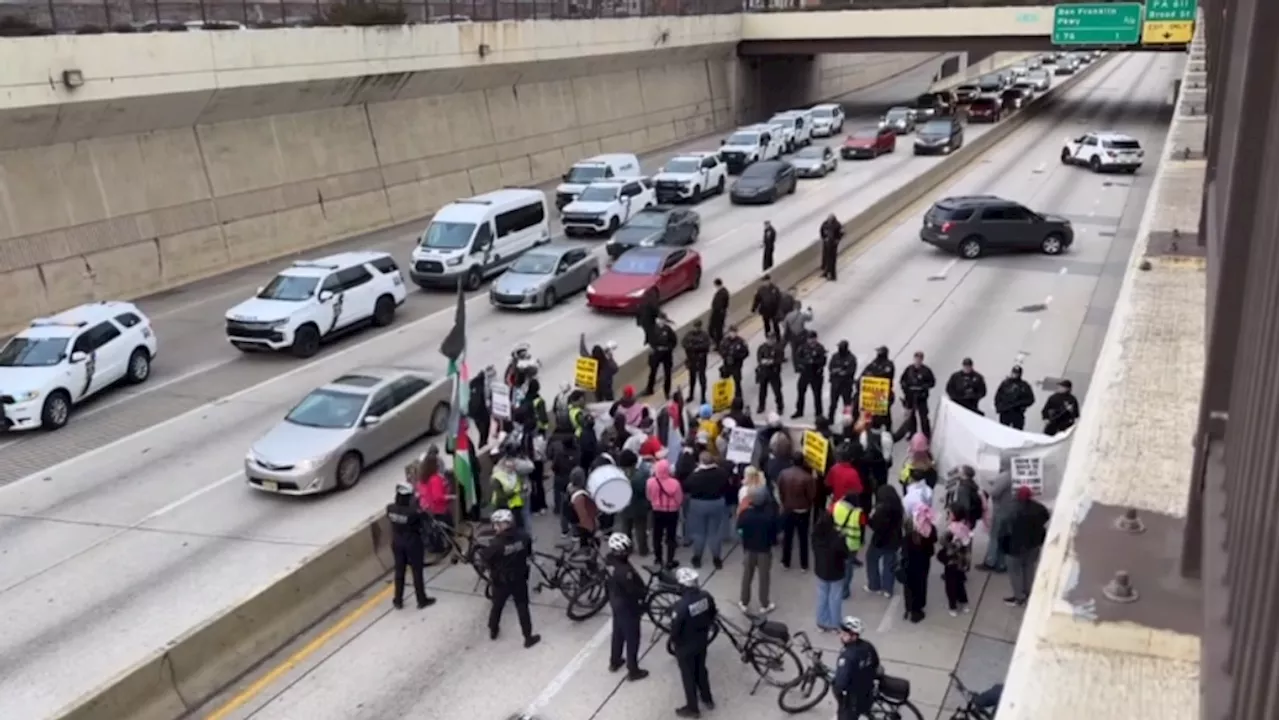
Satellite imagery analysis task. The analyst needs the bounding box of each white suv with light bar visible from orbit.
[224,251,407,359]
[652,152,727,203]
[561,179,656,236]
[0,301,157,431]
[1060,131,1144,174]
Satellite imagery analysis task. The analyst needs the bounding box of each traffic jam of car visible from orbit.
[1,52,1124,501]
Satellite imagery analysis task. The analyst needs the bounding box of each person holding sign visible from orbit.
[860,346,896,430]
[579,335,619,402]
[681,319,713,405]
[946,358,988,415]
[718,325,750,402]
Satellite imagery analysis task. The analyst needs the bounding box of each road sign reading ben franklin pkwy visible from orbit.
[1052,3,1143,45]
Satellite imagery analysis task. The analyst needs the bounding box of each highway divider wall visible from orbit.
[54,55,1108,720]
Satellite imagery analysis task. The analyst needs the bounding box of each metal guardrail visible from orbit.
[0,1,1114,34]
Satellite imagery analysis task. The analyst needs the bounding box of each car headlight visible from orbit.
[446,256,463,267]
[586,284,597,295]
[627,289,646,298]
[12,390,39,402]
[640,239,656,247]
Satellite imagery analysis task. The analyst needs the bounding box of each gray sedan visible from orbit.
[244,367,450,495]
[489,244,600,310]
[791,145,838,178]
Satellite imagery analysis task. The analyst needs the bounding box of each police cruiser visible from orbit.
[652,152,727,204]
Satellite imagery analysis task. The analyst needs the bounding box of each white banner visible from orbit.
[931,399,1074,503]
[725,427,759,465]
[490,383,512,420]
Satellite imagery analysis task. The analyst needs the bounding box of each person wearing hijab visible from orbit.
[937,505,973,616]
[901,505,937,623]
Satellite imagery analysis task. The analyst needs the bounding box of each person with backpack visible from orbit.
[565,467,600,549]
[617,450,652,557]
[863,484,904,598]
[946,465,985,530]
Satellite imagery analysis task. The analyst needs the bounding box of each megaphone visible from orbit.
[587,464,633,514]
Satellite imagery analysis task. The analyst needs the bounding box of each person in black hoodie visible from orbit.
[682,319,713,404]
[604,533,651,681]
[636,287,666,345]
[1041,379,1080,436]
[900,511,937,623]
[946,358,988,415]
[994,366,1035,430]
[864,485,904,598]
[469,373,491,447]
[708,278,730,346]
[751,275,783,339]
[683,451,730,570]
[579,334,618,402]
[999,486,1050,607]
[811,512,850,631]
[548,438,578,538]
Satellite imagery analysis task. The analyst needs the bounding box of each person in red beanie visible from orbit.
[610,385,647,427]
[824,444,863,513]
[997,484,1050,607]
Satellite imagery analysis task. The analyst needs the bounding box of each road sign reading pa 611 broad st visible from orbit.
[1052,3,1144,46]
[1142,0,1197,45]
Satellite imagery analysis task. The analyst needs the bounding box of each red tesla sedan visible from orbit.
[586,246,702,313]
[841,126,897,159]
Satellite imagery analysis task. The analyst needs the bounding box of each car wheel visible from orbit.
[335,452,363,491]
[125,348,151,384]
[691,185,701,200]
[788,179,797,195]
[1089,156,1101,173]
[1125,167,1138,175]
[543,288,558,309]
[429,402,450,435]
[690,268,702,291]
[290,324,321,359]
[958,236,984,259]
[1041,233,1066,255]
[464,267,483,291]
[372,294,396,327]
[715,176,726,194]
[41,390,71,431]
[607,216,620,234]
[1060,148,1072,164]
[690,225,700,243]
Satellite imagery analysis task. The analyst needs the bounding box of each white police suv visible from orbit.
[652,152,727,204]
[1061,131,1145,174]
[224,251,407,359]
[561,179,656,237]
[0,301,158,431]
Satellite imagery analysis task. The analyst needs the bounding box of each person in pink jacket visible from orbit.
[646,459,684,569]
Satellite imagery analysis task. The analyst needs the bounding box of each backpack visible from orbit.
[553,399,574,435]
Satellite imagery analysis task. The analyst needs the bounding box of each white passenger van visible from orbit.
[555,153,643,211]
[409,189,551,291]
[809,103,846,137]
[719,125,784,174]
[770,110,815,151]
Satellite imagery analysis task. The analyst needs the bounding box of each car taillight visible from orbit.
[940,221,954,233]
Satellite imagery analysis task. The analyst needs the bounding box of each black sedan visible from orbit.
[729,161,797,205]
[605,206,700,260]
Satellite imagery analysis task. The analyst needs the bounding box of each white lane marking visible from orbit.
[877,595,902,634]
[146,283,276,321]
[73,359,234,421]
[1030,318,1042,333]
[1043,295,1053,307]
[1034,162,1046,174]
[928,258,959,281]
[522,619,612,717]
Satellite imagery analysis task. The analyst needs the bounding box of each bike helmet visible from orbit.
[675,567,700,587]
[491,509,515,525]
[840,616,864,634]
[395,482,414,497]
[607,533,633,554]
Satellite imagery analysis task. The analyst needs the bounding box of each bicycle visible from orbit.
[534,541,610,620]
[661,609,804,691]
[640,565,687,633]
[944,672,1000,720]
[777,631,925,719]
[422,516,492,593]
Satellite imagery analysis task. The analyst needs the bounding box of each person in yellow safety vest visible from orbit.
[490,447,535,531]
[696,404,719,456]
[830,491,866,600]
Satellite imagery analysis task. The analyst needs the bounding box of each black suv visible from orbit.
[913,91,956,120]
[605,206,700,259]
[913,117,965,155]
[920,196,1074,259]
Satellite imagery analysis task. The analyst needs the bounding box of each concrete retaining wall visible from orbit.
[0,48,937,334]
[52,52,1106,720]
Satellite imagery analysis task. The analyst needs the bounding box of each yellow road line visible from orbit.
[203,585,393,720]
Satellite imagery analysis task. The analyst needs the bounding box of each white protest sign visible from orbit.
[490,383,512,420]
[725,427,759,465]
[1011,455,1043,493]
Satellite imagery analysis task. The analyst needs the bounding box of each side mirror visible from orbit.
[362,415,381,427]
[70,351,87,363]
[561,172,570,182]
[318,290,334,302]
[256,286,264,294]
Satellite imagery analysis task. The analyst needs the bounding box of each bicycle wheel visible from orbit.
[646,590,681,632]
[778,671,831,714]
[748,638,805,687]
[566,577,609,621]
[873,700,925,720]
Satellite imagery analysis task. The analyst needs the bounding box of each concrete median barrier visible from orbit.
[54,55,1109,720]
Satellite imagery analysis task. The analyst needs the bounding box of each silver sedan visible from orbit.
[245,366,450,495]
[489,243,600,310]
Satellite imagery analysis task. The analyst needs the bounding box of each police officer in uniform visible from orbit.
[792,330,827,420]
[1041,379,1080,435]
[860,346,897,430]
[682,319,713,405]
[751,275,784,339]
[827,340,858,424]
[481,509,542,648]
[669,567,718,718]
[820,213,844,281]
[832,616,881,720]
[896,351,936,439]
[386,483,437,610]
[946,358,988,415]
[605,533,651,681]
[644,319,678,399]
[994,366,1036,429]
[755,332,786,415]
[761,220,777,271]
[718,325,750,402]
[708,279,730,347]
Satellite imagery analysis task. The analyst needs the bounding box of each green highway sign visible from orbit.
[1145,0,1197,23]
[1052,3,1144,45]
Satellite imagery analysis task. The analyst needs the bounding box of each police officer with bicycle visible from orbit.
[481,509,542,649]
[669,567,718,718]
[833,616,880,719]
[605,533,651,681]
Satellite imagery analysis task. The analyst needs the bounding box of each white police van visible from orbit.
[224,251,407,359]
[770,110,815,152]
[0,301,157,431]
[410,188,551,290]
[555,154,642,211]
[719,125,785,174]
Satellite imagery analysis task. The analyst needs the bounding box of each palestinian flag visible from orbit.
[440,280,475,508]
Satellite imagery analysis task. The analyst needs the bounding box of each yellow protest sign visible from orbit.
[802,430,829,472]
[710,378,735,413]
[1142,20,1194,44]
[859,376,892,416]
[574,356,598,391]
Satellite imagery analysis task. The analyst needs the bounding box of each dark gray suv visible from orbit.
[920,196,1074,259]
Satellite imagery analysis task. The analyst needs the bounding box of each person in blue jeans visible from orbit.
[683,451,730,569]
[810,512,850,630]
[864,484,905,597]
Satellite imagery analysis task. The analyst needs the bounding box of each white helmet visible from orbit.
[607,533,633,554]
[840,616,864,634]
[395,482,414,496]
[491,509,515,525]
[675,567,700,588]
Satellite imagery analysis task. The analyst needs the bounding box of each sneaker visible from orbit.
[712,558,723,570]
[418,597,437,609]
[949,610,959,617]
[626,669,650,682]
[489,627,499,640]
[524,634,542,649]
[863,585,874,593]
[609,661,624,673]
[675,708,701,719]
[738,601,750,613]
[393,599,404,610]
[691,557,703,569]
[881,591,892,598]
[702,699,716,711]
[1003,596,1021,607]
[762,603,776,613]
[962,605,971,614]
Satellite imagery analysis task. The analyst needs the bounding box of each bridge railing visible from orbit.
[0,0,742,34]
